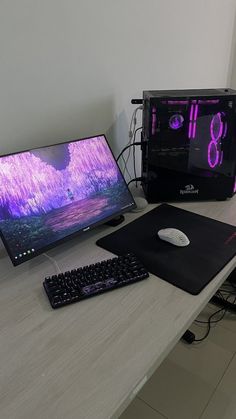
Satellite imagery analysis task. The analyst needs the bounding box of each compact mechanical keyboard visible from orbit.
[43,253,149,309]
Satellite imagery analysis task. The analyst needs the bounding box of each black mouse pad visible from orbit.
[96,204,236,295]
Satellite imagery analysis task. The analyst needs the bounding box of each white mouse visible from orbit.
[157,228,190,247]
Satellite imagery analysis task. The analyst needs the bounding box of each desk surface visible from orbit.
[1,199,236,419]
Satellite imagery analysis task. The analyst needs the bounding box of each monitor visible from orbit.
[0,134,136,266]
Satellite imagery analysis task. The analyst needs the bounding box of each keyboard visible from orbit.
[43,253,149,309]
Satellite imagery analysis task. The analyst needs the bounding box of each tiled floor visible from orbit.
[119,302,236,419]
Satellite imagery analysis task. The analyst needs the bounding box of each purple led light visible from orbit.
[169,114,184,130]
[188,103,198,139]
[198,99,220,104]
[219,151,224,166]
[210,112,224,142]
[188,122,193,139]
[208,113,224,169]
[161,100,189,105]
[194,104,199,121]
[192,104,199,139]
[223,122,228,139]
[208,140,220,168]
[151,107,157,136]
[188,105,194,138]
[192,123,197,139]
[190,104,194,120]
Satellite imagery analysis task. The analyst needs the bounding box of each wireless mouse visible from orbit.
[157,228,190,247]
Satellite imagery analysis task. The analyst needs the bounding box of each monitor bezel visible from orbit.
[0,134,136,266]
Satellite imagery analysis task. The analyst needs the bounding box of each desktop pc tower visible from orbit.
[141,88,236,202]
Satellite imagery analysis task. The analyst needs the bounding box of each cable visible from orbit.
[129,106,143,140]
[133,139,137,183]
[126,126,142,168]
[120,106,142,179]
[183,279,236,345]
[116,142,142,163]
[121,154,132,180]
[43,253,62,274]
[193,307,228,343]
[127,177,143,186]
[183,295,234,345]
[210,281,236,312]
[186,308,227,343]
[132,127,142,186]
[211,295,236,313]
[193,293,236,343]
[123,125,142,179]
[194,308,228,326]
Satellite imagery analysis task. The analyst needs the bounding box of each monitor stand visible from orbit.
[105,215,125,227]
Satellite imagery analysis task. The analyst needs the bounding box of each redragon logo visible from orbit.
[180,184,199,195]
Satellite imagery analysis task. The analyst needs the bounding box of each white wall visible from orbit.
[0,0,236,176]
[229,7,236,88]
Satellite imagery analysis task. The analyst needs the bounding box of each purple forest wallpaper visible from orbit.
[0,136,133,261]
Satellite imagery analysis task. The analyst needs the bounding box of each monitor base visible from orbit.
[105,215,125,227]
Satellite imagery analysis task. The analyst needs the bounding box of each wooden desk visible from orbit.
[1,199,236,419]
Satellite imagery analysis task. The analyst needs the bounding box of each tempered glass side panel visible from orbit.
[147,97,236,177]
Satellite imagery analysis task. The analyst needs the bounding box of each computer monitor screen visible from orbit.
[0,134,135,266]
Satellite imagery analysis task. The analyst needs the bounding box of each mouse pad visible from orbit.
[96,204,236,295]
